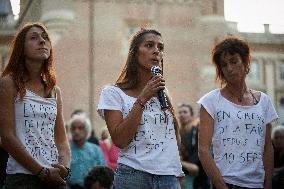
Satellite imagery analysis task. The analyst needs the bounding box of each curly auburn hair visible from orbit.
[212,36,251,85]
[1,22,56,99]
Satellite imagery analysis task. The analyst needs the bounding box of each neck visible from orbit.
[136,68,152,91]
[181,120,193,131]
[25,59,44,80]
[225,82,248,102]
[74,140,85,148]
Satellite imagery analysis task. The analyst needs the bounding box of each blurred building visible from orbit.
[1,0,283,133]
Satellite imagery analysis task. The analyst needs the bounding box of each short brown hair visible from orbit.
[212,36,251,85]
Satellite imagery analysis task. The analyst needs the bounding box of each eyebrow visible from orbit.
[144,40,164,45]
[29,31,47,35]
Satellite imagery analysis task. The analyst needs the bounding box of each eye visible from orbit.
[158,45,164,51]
[146,43,153,48]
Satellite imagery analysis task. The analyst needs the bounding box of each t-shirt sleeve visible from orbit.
[196,90,216,120]
[97,86,123,119]
[264,94,278,125]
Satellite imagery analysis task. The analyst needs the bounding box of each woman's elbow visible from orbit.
[1,135,16,150]
[112,138,127,149]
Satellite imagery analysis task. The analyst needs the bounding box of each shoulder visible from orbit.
[249,89,261,102]
[102,85,121,94]
[54,85,62,95]
[52,85,62,99]
[198,89,220,102]
[0,75,17,97]
[86,142,100,149]
[100,85,124,100]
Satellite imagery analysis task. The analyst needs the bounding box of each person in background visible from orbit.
[99,127,118,170]
[84,166,114,189]
[67,114,105,189]
[272,126,284,189]
[178,103,210,189]
[97,29,183,189]
[0,22,70,189]
[198,36,278,189]
[70,109,99,145]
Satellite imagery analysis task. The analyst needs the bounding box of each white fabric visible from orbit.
[197,89,278,188]
[97,86,183,177]
[7,90,59,174]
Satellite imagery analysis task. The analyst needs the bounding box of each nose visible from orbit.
[226,62,234,72]
[39,36,46,45]
[153,45,160,55]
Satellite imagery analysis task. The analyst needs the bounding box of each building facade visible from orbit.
[1,0,283,133]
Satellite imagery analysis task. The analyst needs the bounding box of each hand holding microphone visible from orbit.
[136,66,167,110]
[151,66,169,111]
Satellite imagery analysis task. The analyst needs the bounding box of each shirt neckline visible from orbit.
[218,89,263,108]
[26,89,55,100]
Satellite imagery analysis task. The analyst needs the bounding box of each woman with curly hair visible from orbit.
[198,36,278,189]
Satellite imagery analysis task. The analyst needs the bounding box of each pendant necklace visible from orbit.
[226,86,247,102]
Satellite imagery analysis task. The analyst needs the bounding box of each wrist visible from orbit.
[63,166,71,180]
[35,167,50,180]
[135,98,145,109]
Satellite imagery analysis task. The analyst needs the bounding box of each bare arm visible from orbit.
[198,105,228,189]
[54,86,70,167]
[263,124,273,189]
[105,75,164,149]
[181,161,199,176]
[0,76,42,174]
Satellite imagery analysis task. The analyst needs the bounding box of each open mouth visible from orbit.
[152,59,159,64]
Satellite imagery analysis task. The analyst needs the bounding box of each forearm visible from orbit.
[57,141,71,167]
[1,135,42,174]
[199,149,227,189]
[181,161,199,176]
[111,103,143,148]
[263,144,273,189]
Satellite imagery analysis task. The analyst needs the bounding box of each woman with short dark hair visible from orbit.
[198,36,278,189]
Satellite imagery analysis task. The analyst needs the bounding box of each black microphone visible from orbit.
[151,66,169,111]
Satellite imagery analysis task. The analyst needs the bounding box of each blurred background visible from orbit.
[0,0,283,133]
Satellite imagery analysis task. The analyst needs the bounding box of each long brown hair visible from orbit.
[116,29,181,146]
[1,22,56,100]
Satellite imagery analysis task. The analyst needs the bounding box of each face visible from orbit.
[24,26,51,62]
[137,33,164,71]
[91,182,108,189]
[220,52,246,83]
[273,130,284,149]
[70,120,87,142]
[178,106,193,126]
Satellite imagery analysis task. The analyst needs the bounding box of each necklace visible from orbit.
[226,86,248,102]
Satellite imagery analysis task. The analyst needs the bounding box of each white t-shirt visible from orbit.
[197,89,278,188]
[97,86,183,177]
[7,90,59,174]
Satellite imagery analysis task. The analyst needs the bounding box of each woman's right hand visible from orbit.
[44,167,66,186]
[138,74,165,104]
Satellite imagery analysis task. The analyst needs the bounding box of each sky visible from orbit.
[9,0,284,34]
[224,0,284,33]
